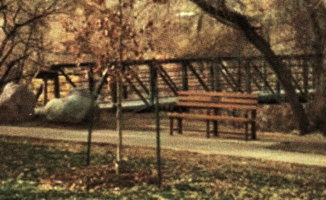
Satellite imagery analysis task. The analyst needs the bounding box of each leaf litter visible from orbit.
[1,135,326,199]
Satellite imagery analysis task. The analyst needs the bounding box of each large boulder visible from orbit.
[43,98,65,122]
[40,88,95,123]
[0,82,36,122]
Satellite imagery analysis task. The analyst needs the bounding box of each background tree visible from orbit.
[283,0,326,133]
[0,0,67,90]
[240,0,326,134]
[61,0,154,68]
[186,0,326,134]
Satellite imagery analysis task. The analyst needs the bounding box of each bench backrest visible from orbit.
[176,91,258,110]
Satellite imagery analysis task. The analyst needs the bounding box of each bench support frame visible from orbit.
[168,91,258,140]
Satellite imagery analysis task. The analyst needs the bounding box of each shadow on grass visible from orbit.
[0,139,116,199]
[266,141,326,155]
[0,138,114,180]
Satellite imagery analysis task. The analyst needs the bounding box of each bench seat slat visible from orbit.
[219,98,258,104]
[167,112,252,122]
[176,102,257,110]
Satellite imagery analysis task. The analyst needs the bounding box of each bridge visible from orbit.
[36,54,320,110]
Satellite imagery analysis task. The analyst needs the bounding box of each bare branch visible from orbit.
[0,54,29,84]
[0,0,67,87]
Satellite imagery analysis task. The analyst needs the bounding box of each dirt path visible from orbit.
[0,125,325,167]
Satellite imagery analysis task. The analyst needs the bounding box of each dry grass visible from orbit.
[1,135,326,199]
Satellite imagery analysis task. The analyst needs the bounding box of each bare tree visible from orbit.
[289,0,326,133]
[62,0,155,174]
[187,0,312,134]
[248,0,326,133]
[0,0,66,89]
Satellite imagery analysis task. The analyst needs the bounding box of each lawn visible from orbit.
[0,136,325,200]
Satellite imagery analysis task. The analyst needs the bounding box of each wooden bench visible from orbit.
[167,91,258,140]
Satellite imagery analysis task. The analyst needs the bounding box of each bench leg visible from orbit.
[251,121,256,140]
[245,122,249,141]
[177,118,183,134]
[213,121,218,137]
[213,109,219,136]
[251,110,257,140]
[206,120,210,138]
[169,118,174,136]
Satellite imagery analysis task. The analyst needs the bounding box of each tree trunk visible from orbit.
[190,0,310,134]
[116,0,124,175]
[115,69,123,175]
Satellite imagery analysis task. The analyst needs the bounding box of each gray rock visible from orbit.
[42,88,95,123]
[44,98,65,122]
[0,82,36,122]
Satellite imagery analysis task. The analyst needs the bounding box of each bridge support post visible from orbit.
[182,63,188,91]
[237,60,242,92]
[149,64,158,106]
[43,78,48,105]
[54,74,60,98]
[303,60,309,99]
[111,79,117,110]
[245,62,252,93]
